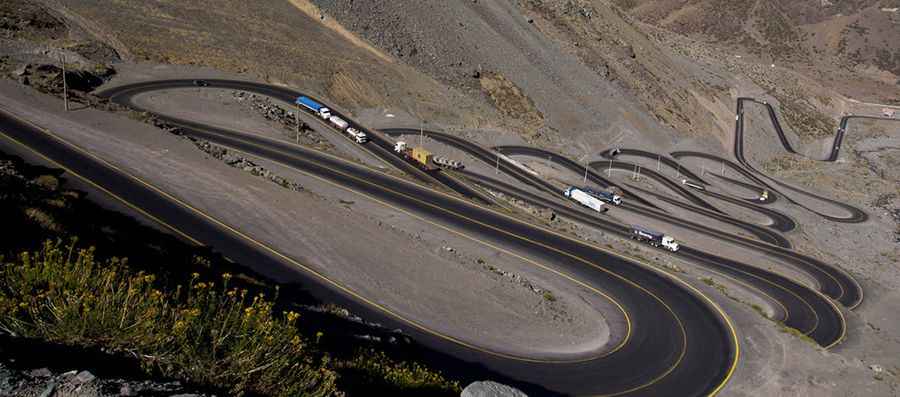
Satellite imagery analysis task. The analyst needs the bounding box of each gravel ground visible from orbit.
[0,361,212,397]
[0,78,621,361]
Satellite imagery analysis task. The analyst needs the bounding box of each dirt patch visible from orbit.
[479,71,544,141]
[762,154,818,174]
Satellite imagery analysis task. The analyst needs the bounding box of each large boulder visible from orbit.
[461,381,528,397]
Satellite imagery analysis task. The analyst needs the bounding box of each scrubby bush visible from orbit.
[0,240,461,396]
[0,240,337,396]
[337,350,460,396]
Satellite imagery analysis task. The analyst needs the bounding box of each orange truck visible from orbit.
[393,141,464,171]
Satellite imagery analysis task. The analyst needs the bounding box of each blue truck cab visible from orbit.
[296,96,331,119]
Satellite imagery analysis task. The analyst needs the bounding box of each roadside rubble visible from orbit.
[481,260,547,297]
[0,361,213,397]
[231,91,333,149]
[461,380,528,397]
[141,116,304,192]
[191,138,304,192]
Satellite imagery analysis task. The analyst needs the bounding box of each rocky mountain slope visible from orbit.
[312,0,738,149]
[37,0,500,130]
[5,0,893,154]
[615,0,900,104]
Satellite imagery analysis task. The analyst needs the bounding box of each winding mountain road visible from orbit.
[0,77,875,396]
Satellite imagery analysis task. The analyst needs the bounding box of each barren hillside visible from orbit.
[39,0,499,130]
[615,0,900,104]
[8,0,893,154]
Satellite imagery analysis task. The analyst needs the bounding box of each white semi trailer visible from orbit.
[564,187,608,213]
[328,115,349,130]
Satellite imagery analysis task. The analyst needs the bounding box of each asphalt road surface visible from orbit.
[0,77,870,395]
[0,81,741,396]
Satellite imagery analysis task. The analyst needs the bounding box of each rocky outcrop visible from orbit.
[461,381,528,397]
[11,62,114,93]
[230,91,334,149]
[0,0,66,41]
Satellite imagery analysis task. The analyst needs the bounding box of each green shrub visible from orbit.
[337,350,460,396]
[0,240,337,396]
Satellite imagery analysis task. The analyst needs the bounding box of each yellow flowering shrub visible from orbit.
[0,241,337,397]
[0,241,459,396]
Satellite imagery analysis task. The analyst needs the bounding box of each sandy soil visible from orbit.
[0,79,620,360]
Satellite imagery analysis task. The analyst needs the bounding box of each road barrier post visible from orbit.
[60,55,68,112]
[583,161,588,185]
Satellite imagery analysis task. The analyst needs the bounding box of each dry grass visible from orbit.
[479,72,544,140]
[327,70,383,110]
[23,207,62,232]
[762,154,817,173]
[49,0,491,129]
[32,175,60,191]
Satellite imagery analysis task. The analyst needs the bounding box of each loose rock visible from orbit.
[461,380,528,397]
[72,370,96,385]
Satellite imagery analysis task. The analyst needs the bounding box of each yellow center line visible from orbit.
[200,131,703,395]
[15,83,742,394]
[1,112,632,364]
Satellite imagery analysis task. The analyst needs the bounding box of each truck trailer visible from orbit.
[432,156,464,170]
[631,226,680,252]
[328,115,349,130]
[394,141,436,170]
[582,187,623,205]
[564,187,608,214]
[393,141,464,170]
[295,96,331,119]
